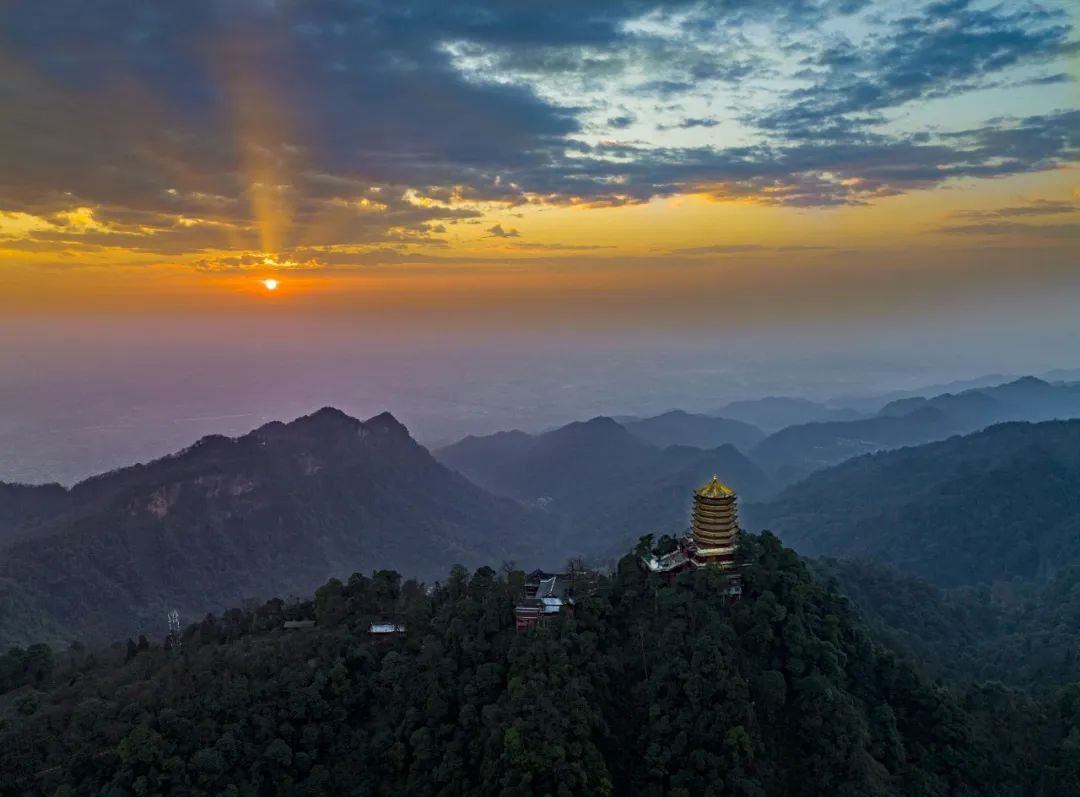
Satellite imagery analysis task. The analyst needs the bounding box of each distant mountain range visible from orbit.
[6,373,1080,647]
[749,418,1080,587]
[435,416,771,560]
[436,375,1080,503]
[747,376,1080,486]
[433,375,1080,559]
[711,396,862,431]
[877,375,1080,422]
[749,406,960,486]
[832,372,1020,413]
[619,409,765,451]
[0,409,556,646]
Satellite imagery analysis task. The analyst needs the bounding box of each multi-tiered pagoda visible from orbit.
[642,475,742,593]
[690,475,739,567]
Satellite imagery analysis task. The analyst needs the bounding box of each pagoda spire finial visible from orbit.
[695,474,735,498]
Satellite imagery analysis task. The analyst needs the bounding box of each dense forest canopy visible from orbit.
[2,534,1079,796]
[815,557,1080,688]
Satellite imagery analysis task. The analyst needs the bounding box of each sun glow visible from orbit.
[262,278,279,291]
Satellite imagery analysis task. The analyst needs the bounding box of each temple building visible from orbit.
[642,475,742,594]
[514,570,577,630]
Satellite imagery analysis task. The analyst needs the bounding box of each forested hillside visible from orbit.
[5,533,1078,796]
[816,558,1080,688]
[750,420,1080,587]
[0,482,70,548]
[0,409,556,648]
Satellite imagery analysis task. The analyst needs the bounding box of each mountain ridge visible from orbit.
[749,419,1080,587]
[619,409,765,451]
[0,408,558,647]
[436,415,772,558]
[748,377,1080,486]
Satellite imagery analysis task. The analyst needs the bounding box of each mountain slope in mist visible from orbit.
[749,419,1080,587]
[436,416,771,558]
[620,410,765,451]
[750,377,1080,485]
[0,409,556,646]
[712,396,862,431]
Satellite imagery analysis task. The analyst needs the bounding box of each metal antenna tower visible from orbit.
[167,609,182,650]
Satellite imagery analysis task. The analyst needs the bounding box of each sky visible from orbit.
[0,0,1078,482]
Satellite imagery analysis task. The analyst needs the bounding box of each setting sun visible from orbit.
[262,278,279,291]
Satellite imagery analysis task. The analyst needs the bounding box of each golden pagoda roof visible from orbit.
[695,474,736,499]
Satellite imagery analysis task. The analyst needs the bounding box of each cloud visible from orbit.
[0,1,578,254]
[486,223,520,238]
[949,199,1079,221]
[939,221,1080,238]
[667,243,831,255]
[192,253,327,272]
[668,244,767,255]
[756,0,1073,136]
[508,241,615,251]
[678,118,720,129]
[0,0,1076,267]
[657,117,721,131]
[559,109,1080,207]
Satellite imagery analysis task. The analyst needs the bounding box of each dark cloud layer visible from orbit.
[939,197,1080,237]
[0,0,1076,258]
[486,224,520,239]
[950,199,1079,220]
[760,0,1072,135]
[941,220,1080,238]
